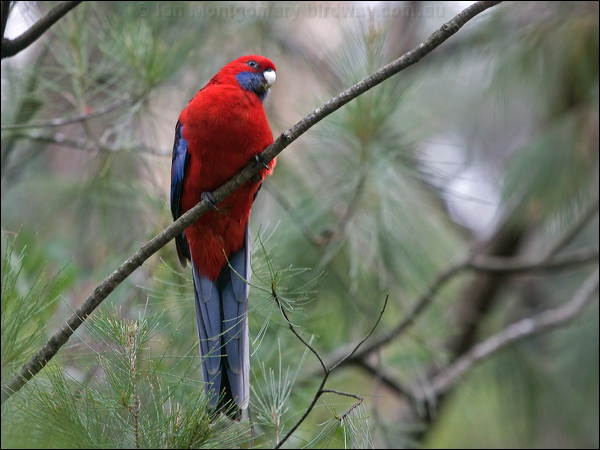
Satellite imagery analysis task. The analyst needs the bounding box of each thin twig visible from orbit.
[468,246,598,274]
[330,295,389,371]
[323,263,468,370]
[0,0,503,405]
[274,294,389,449]
[1,96,132,130]
[271,283,327,373]
[1,1,82,59]
[23,130,170,156]
[321,389,364,421]
[321,245,599,371]
[421,268,599,400]
[272,279,332,449]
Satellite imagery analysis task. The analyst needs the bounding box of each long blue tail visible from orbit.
[191,228,250,419]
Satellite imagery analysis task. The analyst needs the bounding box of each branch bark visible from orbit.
[0,0,503,404]
[420,268,599,400]
[1,96,132,130]
[273,293,388,449]
[1,1,82,59]
[468,246,599,274]
[318,246,598,374]
[1,1,11,40]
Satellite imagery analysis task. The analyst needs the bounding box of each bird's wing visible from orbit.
[170,120,191,267]
[221,225,251,410]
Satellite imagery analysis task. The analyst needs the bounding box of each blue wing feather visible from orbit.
[222,227,250,409]
[192,262,223,408]
[192,226,251,413]
[170,121,190,267]
[173,116,252,414]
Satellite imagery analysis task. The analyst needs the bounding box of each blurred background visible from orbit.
[1,1,598,448]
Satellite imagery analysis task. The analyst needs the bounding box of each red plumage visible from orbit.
[179,56,276,280]
[170,55,277,418]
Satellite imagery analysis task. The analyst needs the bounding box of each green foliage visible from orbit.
[251,341,309,446]
[3,307,249,449]
[1,234,69,377]
[1,1,598,449]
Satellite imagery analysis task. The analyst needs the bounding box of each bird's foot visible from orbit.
[254,154,270,170]
[201,192,219,211]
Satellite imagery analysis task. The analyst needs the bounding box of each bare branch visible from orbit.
[469,246,598,274]
[257,1,503,169]
[23,130,170,156]
[271,283,327,373]
[274,294,389,449]
[1,1,82,59]
[439,197,598,369]
[324,263,468,369]
[1,96,132,130]
[421,268,599,401]
[320,246,598,372]
[330,295,389,371]
[543,196,599,257]
[348,358,415,402]
[0,0,503,405]
[321,389,364,421]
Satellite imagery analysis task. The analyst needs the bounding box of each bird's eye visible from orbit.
[247,60,258,68]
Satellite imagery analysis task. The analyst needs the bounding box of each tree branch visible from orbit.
[1,1,82,59]
[348,358,415,402]
[1,1,12,41]
[543,196,599,258]
[0,0,503,405]
[1,96,132,130]
[319,246,598,373]
[22,130,170,156]
[273,294,388,449]
[420,268,599,400]
[323,263,468,370]
[468,246,598,274]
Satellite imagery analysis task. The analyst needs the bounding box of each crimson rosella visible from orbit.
[170,55,277,419]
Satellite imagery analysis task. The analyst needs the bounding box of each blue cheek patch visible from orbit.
[236,71,261,91]
[236,72,269,102]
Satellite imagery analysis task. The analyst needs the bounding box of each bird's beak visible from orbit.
[257,69,276,93]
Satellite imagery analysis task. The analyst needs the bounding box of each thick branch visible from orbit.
[258,1,503,168]
[0,0,503,404]
[1,1,11,40]
[1,1,82,59]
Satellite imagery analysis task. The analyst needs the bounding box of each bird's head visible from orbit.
[213,55,276,102]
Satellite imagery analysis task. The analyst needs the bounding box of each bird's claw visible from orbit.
[254,154,270,170]
[201,192,219,211]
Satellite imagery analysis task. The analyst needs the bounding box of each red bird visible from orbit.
[170,55,277,418]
